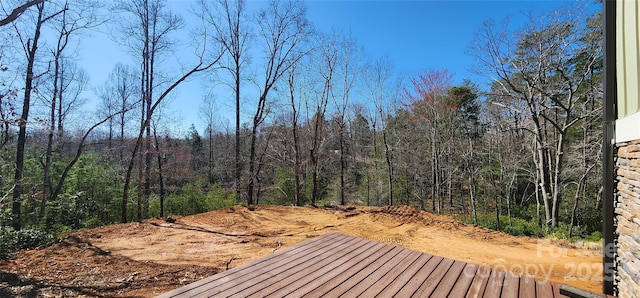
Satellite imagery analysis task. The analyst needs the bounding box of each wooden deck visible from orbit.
[156,232,589,297]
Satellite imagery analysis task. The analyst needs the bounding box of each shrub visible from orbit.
[0,208,13,227]
[0,226,54,259]
[0,227,18,259]
[587,230,602,242]
[472,215,541,237]
[501,217,540,237]
[151,181,236,217]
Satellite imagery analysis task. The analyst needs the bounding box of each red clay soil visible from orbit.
[0,205,604,297]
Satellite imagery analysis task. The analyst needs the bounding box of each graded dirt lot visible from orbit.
[0,205,603,297]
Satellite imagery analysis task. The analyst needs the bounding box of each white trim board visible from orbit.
[616,111,640,143]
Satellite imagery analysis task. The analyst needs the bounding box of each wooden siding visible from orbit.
[156,232,585,298]
[617,0,640,119]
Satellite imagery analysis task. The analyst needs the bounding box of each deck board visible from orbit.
[157,233,342,297]
[501,272,521,298]
[429,260,468,297]
[339,248,416,297]
[305,246,403,297]
[213,235,363,297]
[376,253,433,296]
[536,279,554,297]
[520,275,538,298]
[395,254,441,296]
[290,242,392,297]
[447,263,479,297]
[251,239,376,297]
[175,233,352,298]
[466,265,492,298]
[357,249,423,296]
[157,232,605,298]
[483,269,506,298]
[410,256,452,297]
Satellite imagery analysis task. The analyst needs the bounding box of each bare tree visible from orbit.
[365,57,396,206]
[40,0,100,220]
[197,0,250,203]
[117,0,223,222]
[470,6,601,227]
[9,0,65,229]
[332,34,361,205]
[403,69,454,213]
[98,63,139,161]
[120,58,221,222]
[246,0,312,205]
[286,64,305,206]
[0,0,45,26]
[199,95,217,184]
[307,32,338,205]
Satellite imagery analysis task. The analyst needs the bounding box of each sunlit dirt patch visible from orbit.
[0,205,604,297]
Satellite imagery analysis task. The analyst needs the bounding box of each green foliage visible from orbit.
[0,207,13,227]
[587,230,602,242]
[186,124,203,154]
[303,170,330,205]
[9,152,124,230]
[166,180,209,215]
[206,184,236,210]
[271,168,295,205]
[392,176,409,206]
[63,154,122,213]
[45,192,100,235]
[0,226,54,260]
[467,214,541,237]
[150,180,235,217]
[500,217,541,237]
[468,210,603,241]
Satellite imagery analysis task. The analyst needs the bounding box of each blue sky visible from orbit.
[304,0,594,82]
[77,0,599,135]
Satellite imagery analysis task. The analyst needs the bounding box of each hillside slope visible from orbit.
[0,205,603,297]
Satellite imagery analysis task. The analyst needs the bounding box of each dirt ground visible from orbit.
[0,205,604,297]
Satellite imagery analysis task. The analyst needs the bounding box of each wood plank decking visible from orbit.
[157,232,584,297]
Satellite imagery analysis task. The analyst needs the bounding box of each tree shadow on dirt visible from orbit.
[0,271,131,298]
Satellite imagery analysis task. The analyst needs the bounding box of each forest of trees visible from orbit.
[0,0,603,256]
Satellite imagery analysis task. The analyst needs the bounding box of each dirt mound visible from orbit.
[372,205,423,224]
[2,232,215,297]
[0,205,603,297]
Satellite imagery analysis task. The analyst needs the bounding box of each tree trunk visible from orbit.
[154,128,165,217]
[372,122,379,206]
[469,175,477,225]
[550,131,566,228]
[382,130,393,206]
[247,123,258,205]
[208,123,214,183]
[13,2,45,230]
[41,48,60,221]
[495,193,501,231]
[122,59,220,223]
[234,65,241,203]
[339,127,346,205]
[430,127,439,214]
[292,103,301,206]
[310,108,325,206]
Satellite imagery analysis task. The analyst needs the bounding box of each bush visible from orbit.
[587,230,602,242]
[501,217,540,237]
[472,215,541,237]
[150,181,236,217]
[0,228,18,259]
[0,226,54,259]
